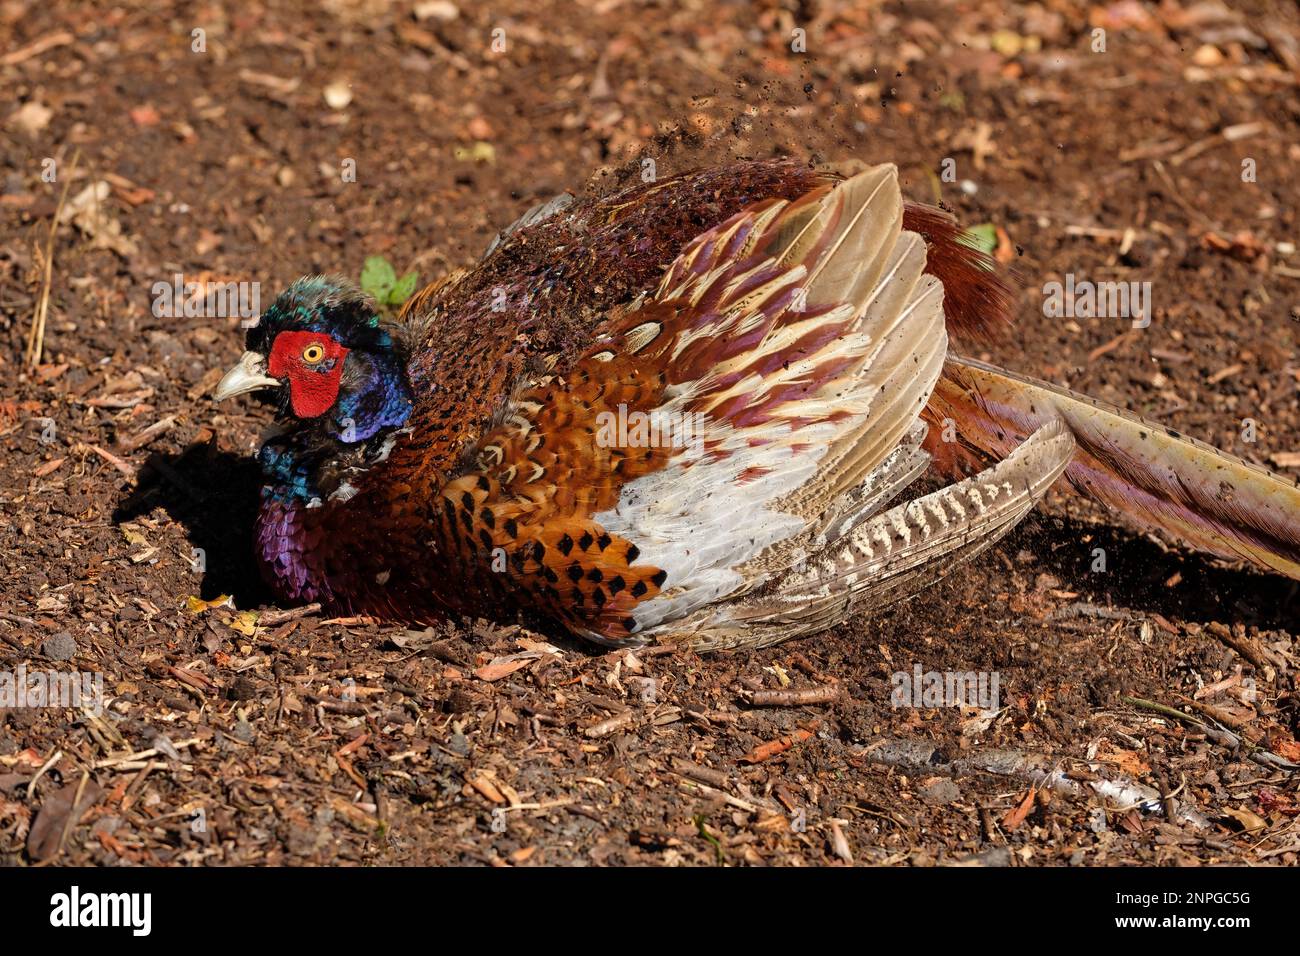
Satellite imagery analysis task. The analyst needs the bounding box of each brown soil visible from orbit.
[1,0,1299,866]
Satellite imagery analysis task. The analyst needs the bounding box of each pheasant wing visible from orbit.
[434,164,949,644]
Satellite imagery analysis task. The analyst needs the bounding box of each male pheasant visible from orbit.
[214,159,1300,650]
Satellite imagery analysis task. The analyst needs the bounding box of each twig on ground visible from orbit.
[1177,695,1253,733]
[1150,159,1219,232]
[25,149,80,369]
[54,770,91,861]
[746,684,841,707]
[83,443,137,478]
[27,749,64,800]
[1122,696,1299,772]
[94,737,201,769]
[1205,622,1276,673]
[118,416,176,452]
[1,30,74,66]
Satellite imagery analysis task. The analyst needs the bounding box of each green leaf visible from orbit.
[360,255,396,302]
[958,223,998,258]
[387,270,419,307]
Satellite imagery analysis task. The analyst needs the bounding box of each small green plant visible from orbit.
[360,255,419,314]
[693,814,725,865]
[958,222,998,257]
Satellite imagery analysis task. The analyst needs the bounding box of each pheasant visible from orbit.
[213,159,1300,650]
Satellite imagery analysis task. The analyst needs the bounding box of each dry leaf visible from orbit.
[227,610,259,636]
[186,594,234,614]
[1096,740,1151,777]
[62,181,138,258]
[27,780,102,862]
[1221,806,1268,832]
[1002,787,1036,830]
[473,655,535,681]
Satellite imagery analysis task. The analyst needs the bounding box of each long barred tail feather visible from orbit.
[925,355,1300,580]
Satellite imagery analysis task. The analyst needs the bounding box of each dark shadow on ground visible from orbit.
[112,441,271,609]
[1028,513,1299,631]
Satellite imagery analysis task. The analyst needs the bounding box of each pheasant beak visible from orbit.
[213,351,282,402]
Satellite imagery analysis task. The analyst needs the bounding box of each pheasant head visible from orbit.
[214,275,413,502]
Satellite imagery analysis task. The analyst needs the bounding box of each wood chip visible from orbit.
[1206,363,1243,384]
[584,710,636,738]
[84,443,136,477]
[119,415,175,452]
[468,774,506,804]
[747,684,841,707]
[739,723,819,764]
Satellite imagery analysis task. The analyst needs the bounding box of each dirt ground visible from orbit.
[2,0,1299,867]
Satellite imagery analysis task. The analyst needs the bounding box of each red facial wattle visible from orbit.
[268,331,350,418]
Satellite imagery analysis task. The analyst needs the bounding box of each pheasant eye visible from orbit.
[301,343,326,364]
